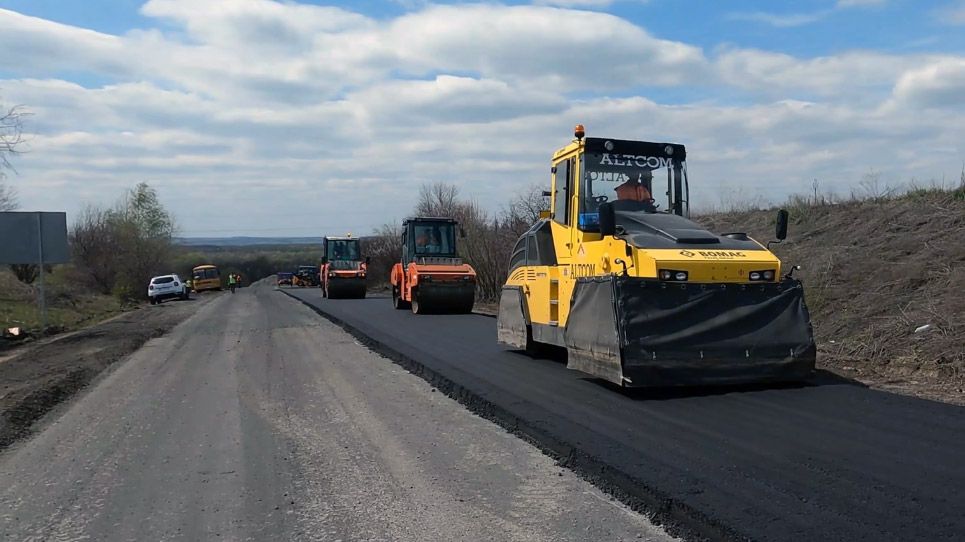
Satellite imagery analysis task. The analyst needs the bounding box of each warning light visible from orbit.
[574,124,585,140]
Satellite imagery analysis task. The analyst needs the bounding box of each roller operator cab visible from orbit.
[321,235,368,299]
[390,217,477,314]
[497,125,816,387]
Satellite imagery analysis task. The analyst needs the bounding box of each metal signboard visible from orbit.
[0,211,69,334]
[0,212,69,264]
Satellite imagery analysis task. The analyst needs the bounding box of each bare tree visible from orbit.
[500,184,548,238]
[416,182,461,217]
[0,182,16,211]
[363,222,403,286]
[0,100,26,211]
[856,168,896,202]
[71,205,122,294]
[1,102,26,178]
[70,183,178,299]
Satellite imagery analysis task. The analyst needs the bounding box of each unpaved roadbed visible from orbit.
[0,294,213,450]
[0,282,673,541]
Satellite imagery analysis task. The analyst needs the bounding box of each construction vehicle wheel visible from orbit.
[410,288,424,314]
[524,326,544,357]
[393,287,410,310]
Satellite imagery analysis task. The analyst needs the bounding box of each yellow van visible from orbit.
[192,264,222,292]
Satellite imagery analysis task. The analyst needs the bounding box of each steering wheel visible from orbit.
[593,195,609,204]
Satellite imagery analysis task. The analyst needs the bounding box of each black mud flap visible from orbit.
[565,276,817,387]
[497,286,528,350]
[564,278,625,385]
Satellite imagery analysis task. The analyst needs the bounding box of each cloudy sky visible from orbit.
[1,0,964,237]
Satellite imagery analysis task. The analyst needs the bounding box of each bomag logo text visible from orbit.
[696,251,746,259]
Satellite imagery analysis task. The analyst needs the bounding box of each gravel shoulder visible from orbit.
[0,282,673,541]
[0,292,216,450]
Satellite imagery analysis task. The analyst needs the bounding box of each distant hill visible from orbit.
[176,237,323,247]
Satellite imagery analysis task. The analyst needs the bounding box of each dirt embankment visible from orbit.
[698,189,965,404]
[0,294,213,450]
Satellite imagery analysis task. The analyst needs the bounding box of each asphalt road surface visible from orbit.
[286,289,965,542]
[0,284,674,542]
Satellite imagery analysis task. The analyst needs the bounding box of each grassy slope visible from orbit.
[0,267,125,335]
[697,189,964,397]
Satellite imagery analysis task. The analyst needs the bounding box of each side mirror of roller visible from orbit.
[767,209,789,249]
[775,209,789,240]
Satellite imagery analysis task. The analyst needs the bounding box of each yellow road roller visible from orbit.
[497,125,816,386]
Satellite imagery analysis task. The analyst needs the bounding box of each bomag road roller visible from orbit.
[321,235,368,299]
[391,217,476,314]
[497,125,816,387]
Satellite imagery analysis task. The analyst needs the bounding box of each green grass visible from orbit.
[0,267,126,335]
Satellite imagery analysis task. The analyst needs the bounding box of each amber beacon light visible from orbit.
[574,124,585,140]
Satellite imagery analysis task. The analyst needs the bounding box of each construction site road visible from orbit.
[0,283,674,542]
[286,289,965,542]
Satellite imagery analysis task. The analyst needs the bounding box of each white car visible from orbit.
[148,274,189,304]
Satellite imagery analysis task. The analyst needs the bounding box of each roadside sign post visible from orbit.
[36,213,48,331]
[0,212,69,335]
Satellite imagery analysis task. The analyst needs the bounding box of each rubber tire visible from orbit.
[524,325,542,357]
[411,288,425,315]
[393,287,410,310]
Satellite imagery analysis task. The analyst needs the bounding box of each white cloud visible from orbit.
[891,58,965,109]
[384,4,707,89]
[1,1,964,236]
[715,49,945,100]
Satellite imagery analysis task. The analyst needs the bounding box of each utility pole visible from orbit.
[36,212,48,333]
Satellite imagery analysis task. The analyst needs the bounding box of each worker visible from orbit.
[415,228,430,253]
[614,171,653,202]
[228,272,237,293]
[611,170,657,213]
[426,228,442,254]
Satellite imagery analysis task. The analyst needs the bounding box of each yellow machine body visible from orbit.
[497,131,815,387]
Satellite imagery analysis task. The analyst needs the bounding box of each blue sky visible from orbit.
[1,0,964,236]
[5,1,960,56]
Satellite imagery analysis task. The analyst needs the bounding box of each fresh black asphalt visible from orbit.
[288,289,965,542]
